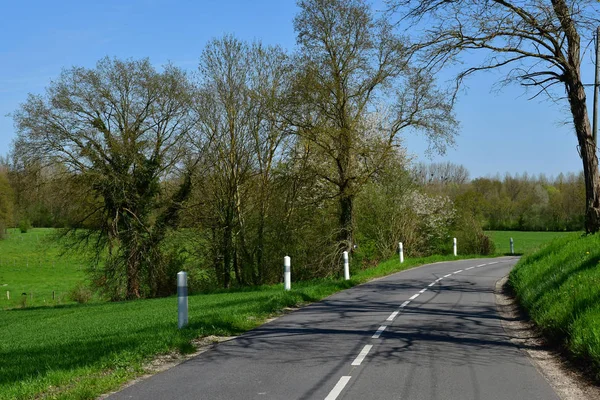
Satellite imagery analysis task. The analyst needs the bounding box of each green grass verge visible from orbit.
[486,230,574,255]
[1,253,482,399]
[509,232,600,377]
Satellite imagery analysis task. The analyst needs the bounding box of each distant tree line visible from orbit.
[415,163,585,232]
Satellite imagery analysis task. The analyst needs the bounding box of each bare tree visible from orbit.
[289,0,457,254]
[13,58,198,299]
[388,0,600,233]
[194,36,291,287]
[413,162,470,185]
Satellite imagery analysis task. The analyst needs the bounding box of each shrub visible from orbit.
[68,282,93,304]
[454,213,496,255]
[18,219,32,233]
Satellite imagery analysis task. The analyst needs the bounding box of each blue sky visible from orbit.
[0,0,593,179]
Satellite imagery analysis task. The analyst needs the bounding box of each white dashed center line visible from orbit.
[325,376,351,400]
[324,259,502,399]
[351,345,373,366]
[386,311,399,321]
[372,325,387,339]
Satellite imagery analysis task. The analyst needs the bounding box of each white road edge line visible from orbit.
[351,345,373,366]
[409,293,420,300]
[324,376,351,400]
[476,264,486,268]
[419,288,427,293]
[400,300,410,308]
[454,269,463,274]
[372,325,387,339]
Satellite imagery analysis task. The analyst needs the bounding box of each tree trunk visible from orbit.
[339,191,354,252]
[126,247,141,299]
[222,222,232,288]
[565,75,600,233]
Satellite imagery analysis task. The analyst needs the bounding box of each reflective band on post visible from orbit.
[177,271,188,329]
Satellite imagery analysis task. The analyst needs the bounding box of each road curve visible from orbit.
[108,257,559,400]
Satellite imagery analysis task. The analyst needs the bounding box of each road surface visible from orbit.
[108,257,559,400]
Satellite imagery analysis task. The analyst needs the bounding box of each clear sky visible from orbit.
[0,0,593,179]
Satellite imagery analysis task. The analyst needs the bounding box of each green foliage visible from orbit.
[453,213,495,255]
[17,219,31,233]
[510,233,600,376]
[68,281,93,304]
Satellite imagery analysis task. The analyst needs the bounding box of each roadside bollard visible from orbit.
[399,242,404,263]
[510,237,514,254]
[343,251,350,280]
[453,237,457,256]
[177,271,188,329]
[284,256,291,291]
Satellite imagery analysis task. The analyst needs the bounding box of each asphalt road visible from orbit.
[108,257,559,400]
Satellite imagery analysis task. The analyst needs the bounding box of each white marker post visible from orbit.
[453,237,457,256]
[284,256,291,291]
[177,271,188,329]
[399,242,404,263]
[510,238,514,255]
[343,251,350,280]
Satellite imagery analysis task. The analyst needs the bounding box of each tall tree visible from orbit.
[13,58,198,299]
[0,167,13,237]
[388,0,600,233]
[290,0,457,254]
[194,36,290,287]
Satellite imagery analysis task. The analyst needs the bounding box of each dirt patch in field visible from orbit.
[495,276,600,400]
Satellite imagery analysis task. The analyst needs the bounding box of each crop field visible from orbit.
[486,230,575,255]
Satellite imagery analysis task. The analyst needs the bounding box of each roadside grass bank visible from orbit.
[2,253,484,400]
[509,232,600,378]
[486,230,574,255]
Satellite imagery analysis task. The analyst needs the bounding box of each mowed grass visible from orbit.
[0,229,89,309]
[486,230,574,255]
[1,252,474,399]
[509,232,600,377]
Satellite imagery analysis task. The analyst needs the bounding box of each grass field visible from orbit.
[486,230,575,255]
[509,232,600,378]
[0,229,89,309]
